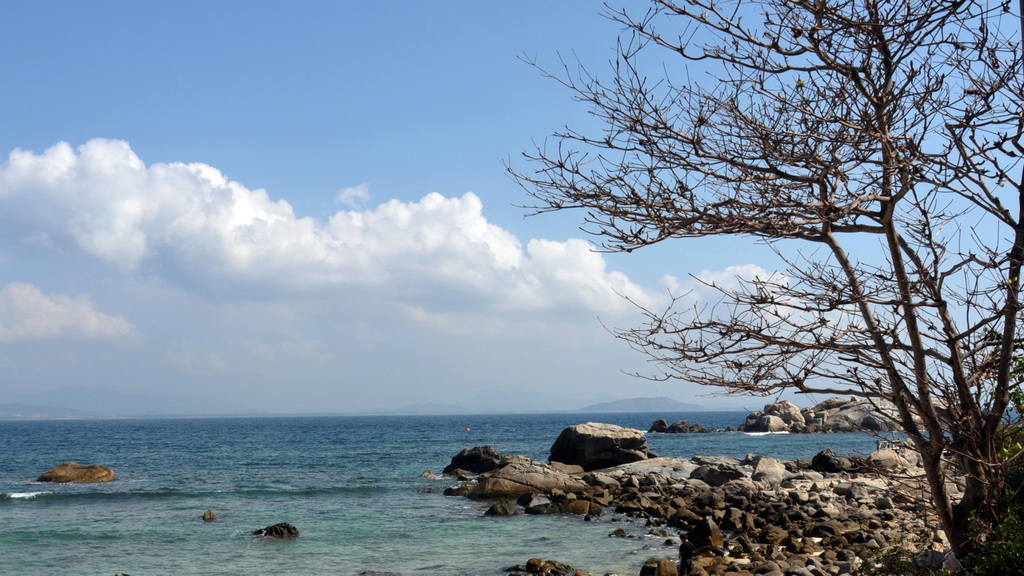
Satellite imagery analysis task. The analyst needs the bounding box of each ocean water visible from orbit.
[0,412,878,575]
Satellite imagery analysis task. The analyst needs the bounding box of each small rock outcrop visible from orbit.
[648,419,721,433]
[549,423,656,471]
[252,522,299,538]
[739,397,902,433]
[37,462,116,483]
[202,509,218,521]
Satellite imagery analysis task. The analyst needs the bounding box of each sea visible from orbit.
[0,411,879,576]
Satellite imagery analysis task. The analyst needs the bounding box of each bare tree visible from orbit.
[511,0,1024,560]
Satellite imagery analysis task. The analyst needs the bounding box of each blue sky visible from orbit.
[0,1,780,414]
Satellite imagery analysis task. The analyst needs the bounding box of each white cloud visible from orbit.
[0,139,655,318]
[336,182,370,207]
[0,282,136,343]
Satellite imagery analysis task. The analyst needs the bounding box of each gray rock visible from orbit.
[549,422,656,471]
[690,464,746,487]
[469,456,590,499]
[751,456,787,486]
[484,501,518,516]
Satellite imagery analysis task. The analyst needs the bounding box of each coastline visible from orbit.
[1,412,886,575]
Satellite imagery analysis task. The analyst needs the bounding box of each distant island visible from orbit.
[0,396,712,419]
[576,397,706,412]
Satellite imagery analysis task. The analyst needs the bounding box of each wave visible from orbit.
[742,431,791,436]
[2,491,52,500]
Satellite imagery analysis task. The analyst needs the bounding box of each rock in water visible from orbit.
[549,422,656,471]
[485,500,518,516]
[469,456,590,499]
[37,462,116,483]
[202,509,218,521]
[443,445,505,475]
[252,522,299,538]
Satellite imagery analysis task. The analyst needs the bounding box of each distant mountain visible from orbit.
[387,402,472,415]
[0,403,109,419]
[576,397,705,413]
[9,385,230,417]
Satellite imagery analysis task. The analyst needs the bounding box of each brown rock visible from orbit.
[37,462,116,483]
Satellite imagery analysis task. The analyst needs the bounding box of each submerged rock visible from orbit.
[37,462,116,483]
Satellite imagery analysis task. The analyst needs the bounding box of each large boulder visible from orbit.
[469,456,590,499]
[443,445,505,476]
[37,462,116,483]
[817,400,897,431]
[765,400,805,426]
[690,517,725,548]
[549,423,656,471]
[750,455,787,486]
[811,449,862,473]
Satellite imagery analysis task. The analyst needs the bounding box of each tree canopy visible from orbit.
[512,0,1024,561]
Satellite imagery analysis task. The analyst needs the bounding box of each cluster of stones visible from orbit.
[503,557,592,576]
[738,398,901,434]
[648,419,733,434]
[443,423,945,576]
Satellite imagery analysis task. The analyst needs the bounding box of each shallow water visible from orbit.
[0,412,877,575]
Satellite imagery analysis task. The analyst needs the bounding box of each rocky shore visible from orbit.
[442,419,943,576]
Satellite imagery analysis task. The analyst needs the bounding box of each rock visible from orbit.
[811,449,861,473]
[649,419,720,433]
[549,423,656,471]
[505,558,588,576]
[690,464,746,487]
[690,518,725,548]
[869,448,909,470]
[740,413,789,433]
[750,456,787,487]
[639,558,683,576]
[739,397,904,433]
[444,445,505,476]
[252,522,299,538]
[765,401,805,426]
[37,462,116,483]
[485,501,519,516]
[470,456,590,499]
[202,509,218,521]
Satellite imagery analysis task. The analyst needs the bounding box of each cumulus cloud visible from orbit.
[0,139,655,317]
[0,282,136,343]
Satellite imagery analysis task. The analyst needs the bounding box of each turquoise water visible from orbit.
[0,412,877,575]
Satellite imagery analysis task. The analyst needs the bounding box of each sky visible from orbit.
[0,1,785,415]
